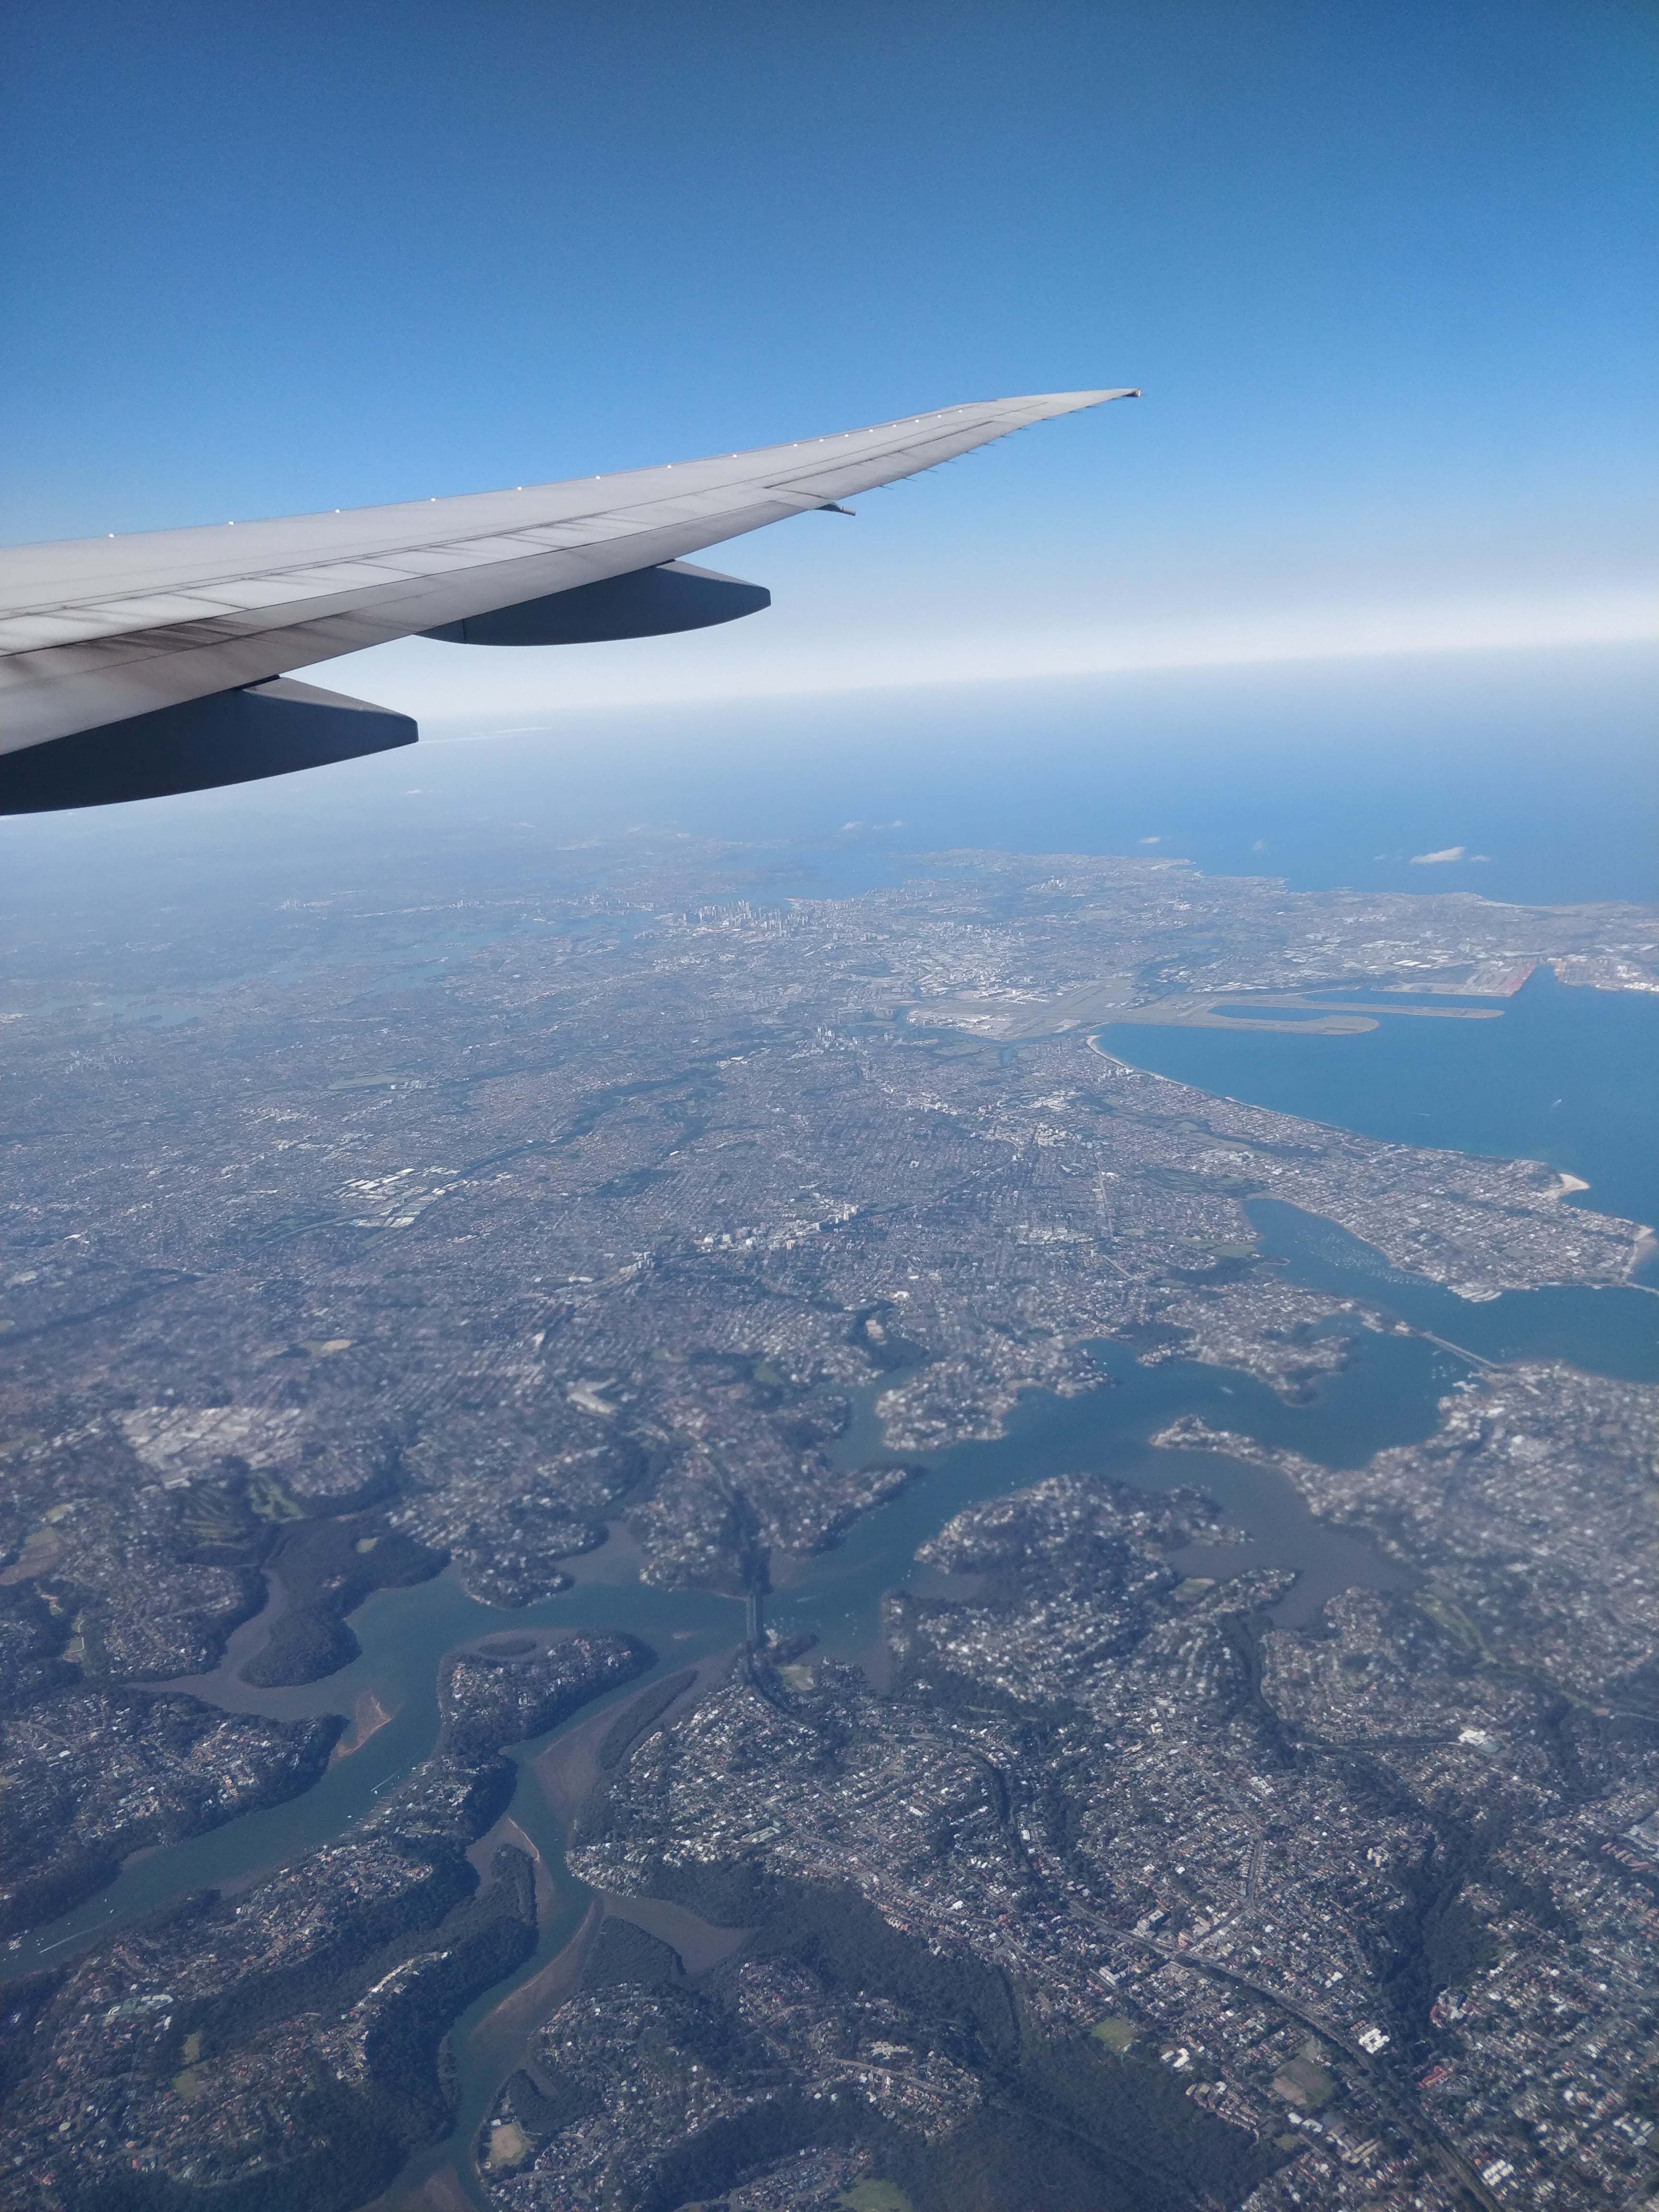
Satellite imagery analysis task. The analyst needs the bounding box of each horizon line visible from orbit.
[414,625,1659,742]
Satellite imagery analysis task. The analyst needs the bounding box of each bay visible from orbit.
[1097,965,1659,1254]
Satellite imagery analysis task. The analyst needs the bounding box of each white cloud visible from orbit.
[1409,845,1467,865]
[292,576,1659,725]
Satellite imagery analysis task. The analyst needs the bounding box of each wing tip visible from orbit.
[1038,385,1142,411]
[967,386,1138,427]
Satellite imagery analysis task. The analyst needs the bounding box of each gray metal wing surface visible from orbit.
[0,387,1136,808]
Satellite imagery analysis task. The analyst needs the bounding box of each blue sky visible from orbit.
[2,0,1655,713]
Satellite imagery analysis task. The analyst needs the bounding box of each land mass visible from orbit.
[1,837,1656,2212]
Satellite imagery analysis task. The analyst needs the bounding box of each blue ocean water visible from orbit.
[502,639,1653,909]
[1,639,1654,919]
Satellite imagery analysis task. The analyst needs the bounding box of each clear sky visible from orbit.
[2,0,1655,716]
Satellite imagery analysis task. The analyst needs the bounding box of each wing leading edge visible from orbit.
[0,387,1138,810]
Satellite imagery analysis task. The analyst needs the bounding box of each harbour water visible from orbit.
[4,1301,1469,1984]
[1096,966,1659,1248]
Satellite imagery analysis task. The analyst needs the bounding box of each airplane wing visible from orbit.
[0,386,1137,811]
